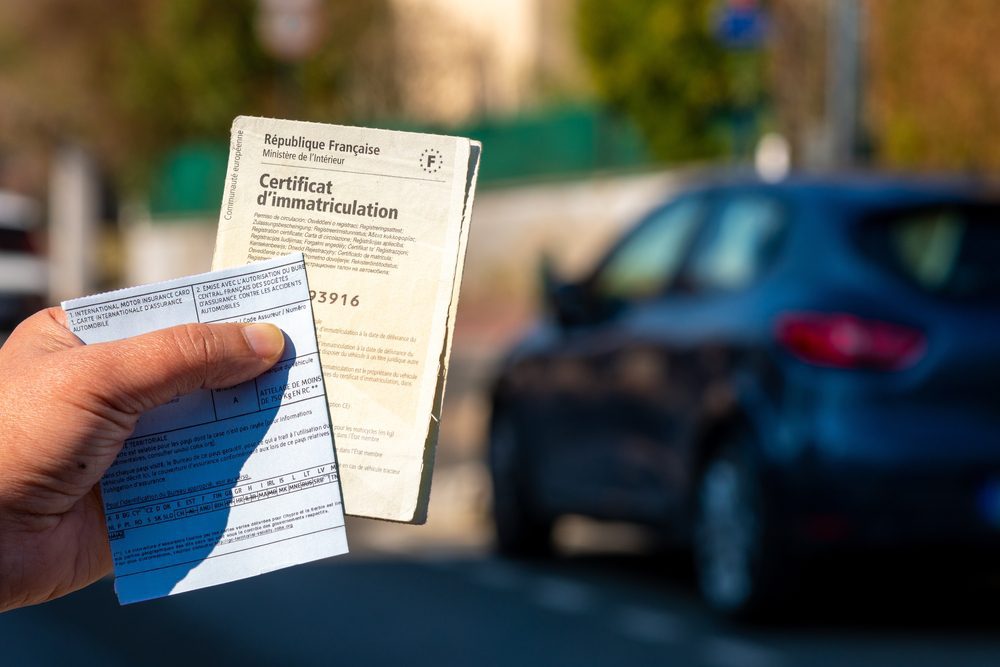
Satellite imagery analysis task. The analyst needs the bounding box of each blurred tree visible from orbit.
[867,0,1000,172]
[575,0,767,162]
[0,0,397,192]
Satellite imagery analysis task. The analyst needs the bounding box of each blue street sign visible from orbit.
[715,3,768,49]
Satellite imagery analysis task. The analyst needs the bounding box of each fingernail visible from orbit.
[243,323,285,360]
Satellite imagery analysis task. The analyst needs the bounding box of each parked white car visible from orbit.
[0,191,46,340]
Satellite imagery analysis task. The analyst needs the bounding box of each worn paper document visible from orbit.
[62,253,348,604]
[213,116,480,523]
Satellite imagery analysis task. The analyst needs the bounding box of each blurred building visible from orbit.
[389,0,586,124]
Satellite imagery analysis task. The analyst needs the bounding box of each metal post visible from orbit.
[48,145,99,302]
[826,0,863,168]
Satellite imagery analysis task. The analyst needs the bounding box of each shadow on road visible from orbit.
[511,543,1000,635]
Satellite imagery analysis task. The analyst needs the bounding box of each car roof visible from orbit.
[679,170,999,210]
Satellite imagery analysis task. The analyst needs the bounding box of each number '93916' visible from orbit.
[309,291,360,307]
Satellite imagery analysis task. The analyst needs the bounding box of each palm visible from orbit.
[21,489,113,606]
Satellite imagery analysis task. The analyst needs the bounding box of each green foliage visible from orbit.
[113,1,270,170]
[114,0,390,189]
[576,0,766,162]
[0,0,392,192]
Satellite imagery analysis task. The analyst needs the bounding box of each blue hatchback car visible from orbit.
[487,175,1000,615]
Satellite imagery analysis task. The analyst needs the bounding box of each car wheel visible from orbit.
[488,408,553,557]
[693,437,785,617]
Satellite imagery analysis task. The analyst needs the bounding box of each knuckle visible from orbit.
[171,323,224,376]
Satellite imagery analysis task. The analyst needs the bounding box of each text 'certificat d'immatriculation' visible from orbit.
[62,253,348,604]
[213,116,481,524]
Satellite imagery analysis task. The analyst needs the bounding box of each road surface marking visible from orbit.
[532,577,596,614]
[703,637,784,667]
[614,605,683,643]
[469,561,523,590]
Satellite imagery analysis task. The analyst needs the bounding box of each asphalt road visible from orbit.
[6,352,1000,666]
[5,540,1000,667]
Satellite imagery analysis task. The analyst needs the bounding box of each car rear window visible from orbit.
[858,204,1000,300]
[0,228,33,253]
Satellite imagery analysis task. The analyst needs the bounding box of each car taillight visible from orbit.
[775,312,926,371]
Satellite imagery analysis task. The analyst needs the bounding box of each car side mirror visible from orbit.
[540,255,591,329]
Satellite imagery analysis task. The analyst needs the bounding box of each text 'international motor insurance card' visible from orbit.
[212,116,480,523]
[62,253,348,604]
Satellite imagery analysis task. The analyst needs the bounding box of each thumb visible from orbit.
[78,322,285,414]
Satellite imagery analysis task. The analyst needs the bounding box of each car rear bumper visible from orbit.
[767,455,1000,551]
[761,377,1000,548]
[0,254,46,294]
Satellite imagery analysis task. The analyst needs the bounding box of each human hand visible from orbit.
[0,308,285,612]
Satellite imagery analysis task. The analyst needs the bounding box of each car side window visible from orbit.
[591,198,704,303]
[682,194,785,292]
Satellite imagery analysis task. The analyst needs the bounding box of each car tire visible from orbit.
[488,408,553,557]
[693,434,788,618]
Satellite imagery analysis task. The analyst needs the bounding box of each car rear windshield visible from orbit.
[0,228,33,253]
[858,203,1000,300]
